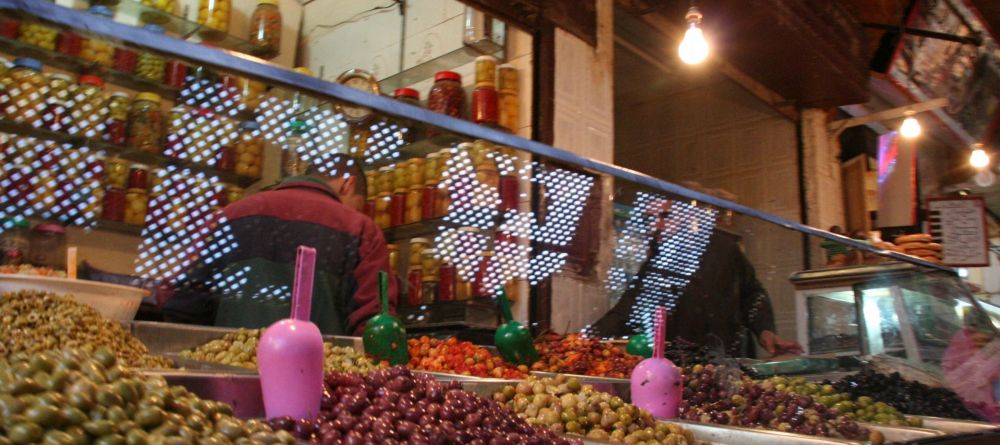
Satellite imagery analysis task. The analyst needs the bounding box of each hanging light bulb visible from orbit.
[899,110,921,138]
[678,6,709,65]
[970,143,990,169]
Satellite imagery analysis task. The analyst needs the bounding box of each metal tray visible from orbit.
[141,369,264,419]
[749,357,840,376]
[658,420,858,445]
[418,370,488,381]
[912,416,999,435]
[529,371,631,401]
[859,422,945,442]
[131,321,364,355]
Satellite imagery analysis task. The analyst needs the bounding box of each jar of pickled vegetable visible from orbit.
[150,167,167,193]
[0,16,18,39]
[198,0,231,36]
[424,152,440,182]
[124,187,148,226]
[42,74,72,132]
[473,250,495,297]
[406,265,422,306]
[387,244,399,276]
[104,92,130,145]
[70,75,107,140]
[140,0,176,14]
[81,7,115,67]
[18,21,57,50]
[56,30,83,57]
[128,164,148,189]
[249,0,281,59]
[409,237,428,265]
[405,184,422,224]
[104,157,128,189]
[102,186,125,221]
[498,64,519,131]
[226,185,244,203]
[239,77,265,112]
[374,193,391,229]
[377,166,393,195]
[46,74,72,104]
[391,161,410,227]
[165,60,188,89]
[427,71,465,120]
[407,157,425,186]
[113,47,138,74]
[392,88,422,144]
[136,25,166,82]
[234,120,263,177]
[163,105,186,158]
[1,58,46,124]
[420,248,440,304]
[127,92,163,153]
[475,163,499,189]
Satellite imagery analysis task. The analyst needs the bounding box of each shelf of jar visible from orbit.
[378,40,504,93]
[113,1,269,57]
[364,133,467,171]
[0,119,260,187]
[0,34,180,99]
[382,217,455,242]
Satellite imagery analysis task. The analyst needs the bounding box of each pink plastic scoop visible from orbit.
[630,306,682,418]
[258,246,324,420]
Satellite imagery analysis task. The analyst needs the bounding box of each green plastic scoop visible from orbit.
[627,333,653,358]
[494,288,538,366]
[362,271,409,366]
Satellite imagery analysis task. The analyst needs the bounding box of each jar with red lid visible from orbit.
[393,87,422,144]
[427,71,465,136]
[165,60,188,89]
[102,187,125,221]
[128,164,148,189]
[113,47,138,74]
[56,30,83,57]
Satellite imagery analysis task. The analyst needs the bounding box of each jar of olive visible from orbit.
[136,25,166,82]
[103,156,129,189]
[234,120,263,177]
[124,187,148,226]
[43,73,73,132]
[1,57,46,124]
[104,92,130,145]
[127,92,164,153]
[198,0,232,35]
[249,0,282,59]
[69,74,107,140]
[81,6,115,67]
[140,0,176,14]
[17,20,57,50]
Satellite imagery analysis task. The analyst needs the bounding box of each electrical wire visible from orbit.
[304,1,401,37]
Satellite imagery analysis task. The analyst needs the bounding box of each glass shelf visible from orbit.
[365,133,467,171]
[0,119,260,187]
[110,1,268,57]
[378,41,504,93]
[94,220,143,236]
[0,35,180,98]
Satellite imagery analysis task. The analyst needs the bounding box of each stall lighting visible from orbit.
[970,144,990,169]
[899,110,921,138]
[678,6,709,65]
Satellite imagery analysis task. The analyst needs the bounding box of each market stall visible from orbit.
[0,1,997,444]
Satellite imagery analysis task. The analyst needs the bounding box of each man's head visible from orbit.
[306,153,367,212]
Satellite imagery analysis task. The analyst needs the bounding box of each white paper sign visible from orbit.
[928,197,989,267]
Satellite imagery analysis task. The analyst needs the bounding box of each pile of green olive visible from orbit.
[0,348,296,445]
[493,375,695,445]
[0,291,171,369]
[179,329,381,374]
[761,376,921,427]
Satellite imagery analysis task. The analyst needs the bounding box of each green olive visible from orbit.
[125,430,148,445]
[112,381,138,404]
[217,419,246,440]
[8,422,44,445]
[134,407,165,429]
[152,423,179,437]
[30,355,56,374]
[195,436,225,445]
[163,438,192,445]
[94,349,116,368]
[83,420,115,436]
[63,426,88,445]
[0,394,26,416]
[96,388,123,407]
[94,434,125,445]
[0,436,12,445]
[43,431,76,445]
[106,406,127,423]
[24,404,62,428]
[46,369,70,392]
[9,378,43,395]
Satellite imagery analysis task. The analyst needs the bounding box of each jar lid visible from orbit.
[130,163,147,169]
[379,166,393,172]
[426,152,440,159]
[258,0,279,5]
[387,244,398,250]
[393,87,420,100]
[49,73,72,82]
[411,237,429,245]
[240,120,261,131]
[110,92,130,99]
[136,92,161,103]
[457,142,474,150]
[458,226,480,233]
[434,71,461,82]
[78,75,105,87]
[88,5,114,18]
[13,57,42,72]
[143,24,165,34]
[126,187,147,193]
[475,55,497,64]
[422,248,437,256]
[33,223,66,234]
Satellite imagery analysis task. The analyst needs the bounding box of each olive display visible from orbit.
[0,348,295,445]
[761,375,921,426]
[0,291,171,369]
[179,328,382,374]
[267,366,579,445]
[493,375,695,445]
[833,369,980,420]
[678,364,882,444]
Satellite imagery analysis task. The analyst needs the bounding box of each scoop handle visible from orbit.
[654,306,667,359]
[497,287,515,323]
[378,271,390,315]
[291,246,317,321]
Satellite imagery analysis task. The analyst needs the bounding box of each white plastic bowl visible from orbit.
[0,273,148,321]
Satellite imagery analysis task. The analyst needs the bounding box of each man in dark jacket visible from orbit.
[165,155,397,335]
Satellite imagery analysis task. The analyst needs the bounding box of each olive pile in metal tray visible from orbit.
[833,369,980,420]
[179,328,382,374]
[0,348,296,445]
[493,374,696,445]
[0,290,171,369]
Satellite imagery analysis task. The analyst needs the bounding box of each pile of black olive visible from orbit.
[833,369,979,420]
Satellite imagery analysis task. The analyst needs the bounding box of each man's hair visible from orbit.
[306,153,367,197]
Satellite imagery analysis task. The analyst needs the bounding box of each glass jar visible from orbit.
[140,0,176,14]
[56,30,83,57]
[104,92,130,145]
[438,262,456,302]
[226,185,244,203]
[0,16,18,39]
[165,60,188,89]
[406,266,423,306]
[249,0,281,59]
[104,157,128,189]
[0,219,30,266]
[405,185,422,224]
[420,248,440,305]
[28,223,66,269]
[70,75,107,140]
[475,163,500,190]
[1,58,46,124]
[392,88,422,144]
[18,21,57,50]
[127,92,163,153]
[498,64,519,131]
[198,0,231,36]
[387,244,399,276]
[475,55,497,87]
[472,85,498,125]
[163,105,186,158]
[473,251,495,297]
[136,25,166,82]
[128,164,148,189]
[102,187,125,221]
[409,237,428,266]
[47,73,73,104]
[81,7,115,67]
[421,180,438,221]
[424,152,440,182]
[42,74,72,132]
[435,148,455,217]
[377,166,394,196]
[234,120,263,177]
[427,71,465,121]
[391,161,410,227]
[149,167,167,194]
[124,188,148,226]
[499,173,519,212]
[113,47,138,74]
[408,157,425,186]
[239,77,265,112]
[374,193,391,230]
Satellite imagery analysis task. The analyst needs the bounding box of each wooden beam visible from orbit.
[829,97,949,135]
